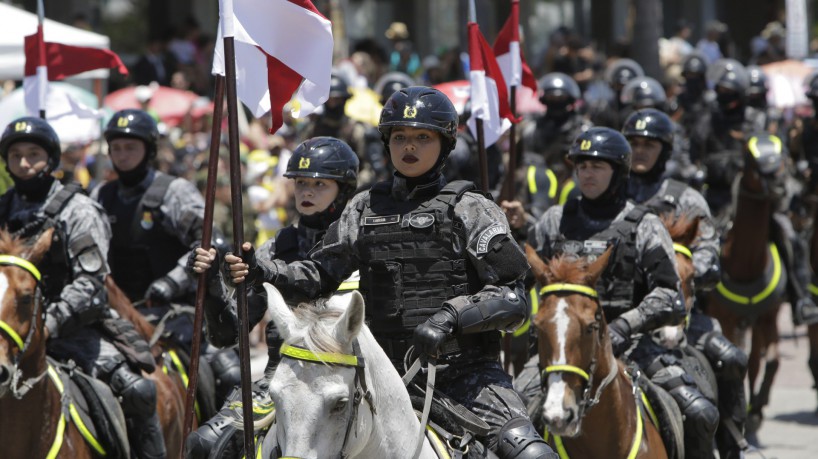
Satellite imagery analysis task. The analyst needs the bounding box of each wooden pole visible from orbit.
[501,85,518,202]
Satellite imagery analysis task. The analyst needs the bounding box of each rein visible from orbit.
[0,254,48,399]
[279,341,376,459]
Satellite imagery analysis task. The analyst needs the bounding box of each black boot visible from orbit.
[129,412,167,459]
[770,215,818,325]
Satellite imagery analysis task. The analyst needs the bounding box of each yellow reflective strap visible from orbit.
[546,169,558,199]
[426,425,452,459]
[715,243,782,305]
[512,319,530,337]
[280,344,359,367]
[337,280,359,291]
[673,243,693,260]
[747,135,782,158]
[540,283,598,299]
[0,320,24,350]
[45,413,67,459]
[0,254,42,281]
[553,434,570,459]
[48,364,65,392]
[168,349,189,387]
[809,283,818,296]
[69,403,107,456]
[626,394,644,459]
[559,180,576,205]
[640,390,659,429]
[528,165,538,195]
[228,399,276,415]
[543,365,590,381]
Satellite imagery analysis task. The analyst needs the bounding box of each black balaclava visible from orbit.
[578,160,628,221]
[6,141,57,202]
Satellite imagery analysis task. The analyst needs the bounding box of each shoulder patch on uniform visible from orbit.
[476,222,506,254]
[363,214,400,226]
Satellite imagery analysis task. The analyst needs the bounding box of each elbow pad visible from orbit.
[450,291,527,335]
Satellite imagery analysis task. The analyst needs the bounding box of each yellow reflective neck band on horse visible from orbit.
[280,343,359,367]
[747,134,782,159]
[540,283,598,299]
[0,320,24,350]
[715,243,782,305]
[0,255,42,281]
[543,365,590,381]
[673,243,692,259]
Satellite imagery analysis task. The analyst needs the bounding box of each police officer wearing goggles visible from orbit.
[0,116,166,459]
[223,86,557,458]
[525,127,719,459]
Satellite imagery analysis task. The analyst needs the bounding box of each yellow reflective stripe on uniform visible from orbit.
[545,169,558,199]
[0,320,24,350]
[673,243,693,259]
[559,180,575,205]
[543,364,590,381]
[337,280,359,291]
[540,283,598,299]
[280,344,359,367]
[0,254,42,281]
[808,283,818,296]
[715,243,782,305]
[528,165,538,194]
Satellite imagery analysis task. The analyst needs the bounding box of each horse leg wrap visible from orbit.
[755,358,780,409]
[496,417,558,459]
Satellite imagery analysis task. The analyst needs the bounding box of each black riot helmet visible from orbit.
[0,116,61,169]
[568,127,632,200]
[104,109,159,159]
[681,52,708,79]
[378,86,458,155]
[620,76,667,110]
[605,58,645,92]
[328,72,352,100]
[746,133,785,177]
[622,109,674,177]
[711,60,749,111]
[746,65,769,109]
[374,72,416,105]
[539,72,581,119]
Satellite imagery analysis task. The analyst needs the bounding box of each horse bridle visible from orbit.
[0,254,48,399]
[278,340,376,459]
[538,283,618,420]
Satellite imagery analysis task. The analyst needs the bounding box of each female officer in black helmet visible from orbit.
[220,86,556,458]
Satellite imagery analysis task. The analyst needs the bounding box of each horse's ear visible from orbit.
[333,290,365,345]
[263,282,296,341]
[586,246,613,286]
[24,228,54,265]
[681,215,701,247]
[525,243,549,285]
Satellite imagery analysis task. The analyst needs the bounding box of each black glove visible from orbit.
[413,307,457,357]
[694,263,721,292]
[608,319,632,357]
[145,276,180,303]
[223,245,275,287]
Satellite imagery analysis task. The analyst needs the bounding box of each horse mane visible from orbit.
[660,212,699,247]
[545,254,595,286]
[289,299,346,355]
[105,276,160,348]
[0,230,27,257]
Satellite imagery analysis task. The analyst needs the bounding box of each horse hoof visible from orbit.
[746,412,763,436]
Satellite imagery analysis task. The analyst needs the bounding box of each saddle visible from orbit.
[637,372,685,459]
[48,358,131,459]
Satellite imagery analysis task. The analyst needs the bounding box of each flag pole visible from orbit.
[219,1,256,457]
[501,0,520,203]
[36,0,47,119]
[469,1,490,194]
[180,74,225,459]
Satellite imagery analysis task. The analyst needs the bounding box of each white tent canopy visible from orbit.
[0,3,112,80]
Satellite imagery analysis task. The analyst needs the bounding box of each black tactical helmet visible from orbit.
[747,66,768,96]
[538,72,582,103]
[284,136,359,188]
[374,72,416,105]
[605,58,644,90]
[378,86,458,153]
[568,127,632,168]
[622,108,674,147]
[329,72,352,99]
[710,59,749,93]
[0,116,61,169]
[104,109,159,158]
[620,76,667,109]
[681,53,708,78]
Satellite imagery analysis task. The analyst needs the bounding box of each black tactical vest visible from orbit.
[97,173,188,302]
[0,183,81,302]
[357,180,482,334]
[643,179,687,216]
[801,119,818,169]
[553,202,650,319]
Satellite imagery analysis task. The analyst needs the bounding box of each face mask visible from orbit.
[11,172,54,201]
[717,90,742,111]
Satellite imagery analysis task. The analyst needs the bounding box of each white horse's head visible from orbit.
[263,283,434,459]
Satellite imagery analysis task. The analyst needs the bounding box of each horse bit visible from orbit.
[0,254,48,399]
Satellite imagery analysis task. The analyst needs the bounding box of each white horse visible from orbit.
[256,283,438,459]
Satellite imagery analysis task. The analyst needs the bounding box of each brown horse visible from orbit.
[706,139,787,434]
[0,228,95,458]
[525,245,668,459]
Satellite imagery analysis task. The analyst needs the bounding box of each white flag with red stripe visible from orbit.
[467,22,514,148]
[214,0,333,134]
[492,0,537,93]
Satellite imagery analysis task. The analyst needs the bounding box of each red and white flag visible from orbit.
[23,30,127,117]
[467,22,515,148]
[492,0,537,94]
[214,0,333,134]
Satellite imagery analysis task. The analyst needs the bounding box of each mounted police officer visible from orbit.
[525,127,719,458]
[184,136,361,458]
[674,52,714,168]
[0,117,166,458]
[445,98,505,195]
[223,86,558,458]
[745,65,782,136]
[90,109,242,406]
[623,109,748,458]
[588,58,644,130]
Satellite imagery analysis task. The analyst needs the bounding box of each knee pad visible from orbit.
[208,349,242,397]
[184,412,237,459]
[497,417,558,459]
[702,332,747,382]
[109,366,157,418]
[668,383,719,438]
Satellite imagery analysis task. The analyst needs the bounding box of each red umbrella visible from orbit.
[433,79,545,115]
[104,85,213,126]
